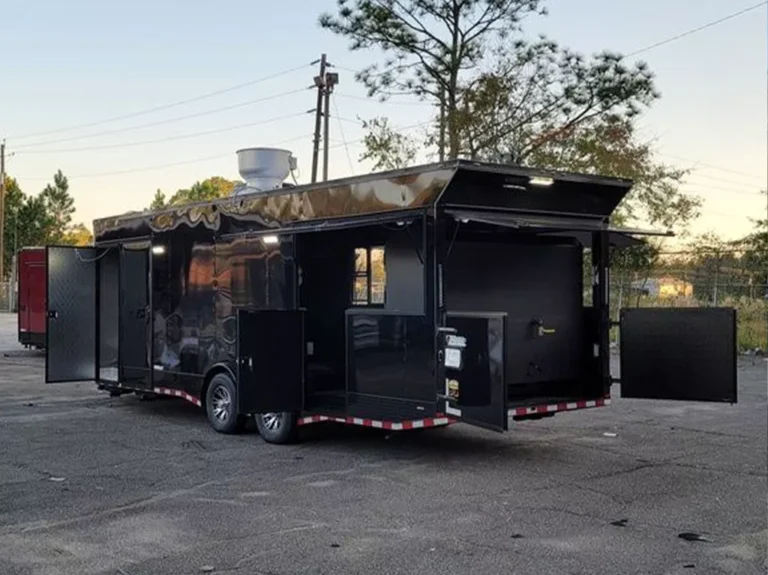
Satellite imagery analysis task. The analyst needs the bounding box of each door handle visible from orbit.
[532,319,555,337]
[48,310,58,319]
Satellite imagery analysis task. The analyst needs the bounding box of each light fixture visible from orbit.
[151,245,166,255]
[261,234,280,245]
[503,183,527,191]
[529,176,554,187]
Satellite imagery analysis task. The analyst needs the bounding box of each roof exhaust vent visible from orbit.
[235,147,297,194]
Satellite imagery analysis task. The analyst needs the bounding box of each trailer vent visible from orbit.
[235,147,297,194]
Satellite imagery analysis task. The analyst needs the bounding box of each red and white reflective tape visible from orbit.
[297,414,455,431]
[152,387,202,407]
[509,397,610,418]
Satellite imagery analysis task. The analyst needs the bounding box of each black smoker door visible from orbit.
[620,307,737,403]
[46,246,98,383]
[442,313,507,432]
[237,309,305,414]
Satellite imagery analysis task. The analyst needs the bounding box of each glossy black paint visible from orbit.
[120,248,150,389]
[443,313,508,432]
[213,235,297,390]
[620,308,737,403]
[237,309,305,414]
[442,167,628,219]
[99,249,119,382]
[346,310,437,420]
[443,238,587,387]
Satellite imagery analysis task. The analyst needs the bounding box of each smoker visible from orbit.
[44,149,737,444]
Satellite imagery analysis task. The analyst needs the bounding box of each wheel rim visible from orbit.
[211,385,232,422]
[262,412,283,431]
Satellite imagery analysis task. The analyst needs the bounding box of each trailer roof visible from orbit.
[93,159,633,243]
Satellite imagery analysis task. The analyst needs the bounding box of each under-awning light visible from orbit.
[529,176,554,187]
[261,235,280,245]
[151,245,166,255]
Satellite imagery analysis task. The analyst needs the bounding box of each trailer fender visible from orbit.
[202,363,237,410]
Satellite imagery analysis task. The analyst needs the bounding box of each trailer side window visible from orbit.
[352,246,386,306]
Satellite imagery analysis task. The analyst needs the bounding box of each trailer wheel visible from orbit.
[254,412,297,444]
[205,373,245,434]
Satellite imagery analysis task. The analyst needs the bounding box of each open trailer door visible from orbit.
[440,312,508,432]
[619,307,737,403]
[45,246,98,383]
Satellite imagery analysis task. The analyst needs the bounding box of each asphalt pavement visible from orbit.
[0,313,765,575]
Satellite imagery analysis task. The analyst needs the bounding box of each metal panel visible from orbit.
[237,309,304,414]
[46,246,98,383]
[346,312,435,407]
[620,308,737,403]
[119,248,150,388]
[443,313,507,432]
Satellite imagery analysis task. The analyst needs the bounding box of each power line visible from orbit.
[14,111,309,154]
[9,62,314,141]
[334,92,432,107]
[16,134,313,181]
[331,95,356,175]
[660,152,766,182]
[682,180,765,197]
[14,88,311,150]
[685,171,768,190]
[624,1,767,58]
[328,120,433,150]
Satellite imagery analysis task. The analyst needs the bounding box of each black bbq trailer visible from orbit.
[44,159,737,444]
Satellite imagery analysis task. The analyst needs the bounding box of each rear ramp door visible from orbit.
[46,246,98,383]
[620,307,737,403]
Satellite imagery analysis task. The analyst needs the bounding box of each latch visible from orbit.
[532,318,556,337]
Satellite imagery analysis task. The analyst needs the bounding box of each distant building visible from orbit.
[630,277,694,298]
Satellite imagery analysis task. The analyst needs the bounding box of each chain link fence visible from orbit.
[609,268,768,352]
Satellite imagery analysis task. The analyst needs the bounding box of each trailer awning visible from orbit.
[445,209,673,248]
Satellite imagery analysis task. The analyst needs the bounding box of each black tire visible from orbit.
[254,412,298,444]
[205,373,245,434]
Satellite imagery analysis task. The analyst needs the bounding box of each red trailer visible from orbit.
[18,247,46,349]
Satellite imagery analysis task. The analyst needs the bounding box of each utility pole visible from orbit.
[310,54,327,184]
[322,70,339,182]
[0,140,6,283]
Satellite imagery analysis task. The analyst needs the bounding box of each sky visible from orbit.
[1,0,766,242]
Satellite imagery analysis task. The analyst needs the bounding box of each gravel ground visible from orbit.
[0,312,765,575]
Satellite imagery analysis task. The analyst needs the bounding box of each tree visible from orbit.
[61,223,93,246]
[359,117,418,170]
[320,0,657,160]
[2,176,26,276]
[321,0,548,158]
[169,177,238,206]
[451,44,657,162]
[147,177,240,210]
[1,173,91,278]
[737,190,768,294]
[526,116,701,231]
[150,189,167,210]
[40,170,75,243]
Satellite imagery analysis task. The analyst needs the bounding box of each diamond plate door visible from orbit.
[46,246,98,383]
